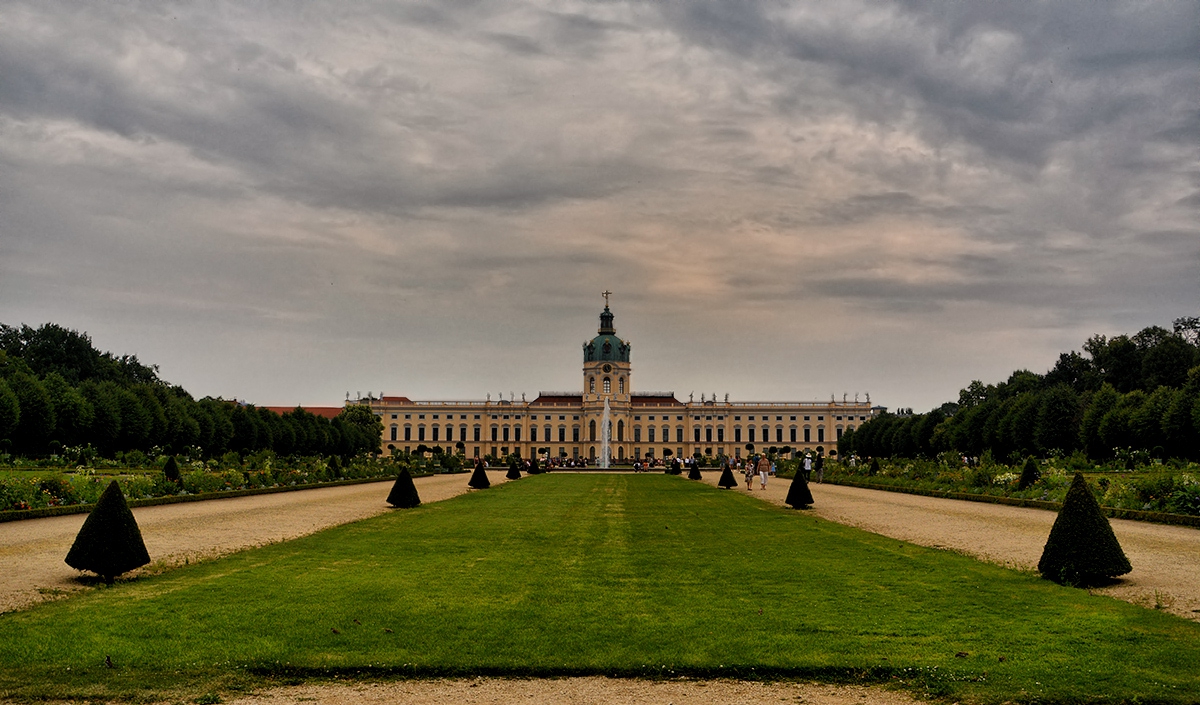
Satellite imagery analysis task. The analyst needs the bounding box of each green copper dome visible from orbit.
[583,306,630,363]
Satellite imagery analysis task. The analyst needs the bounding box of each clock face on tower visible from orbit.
[603,364,612,373]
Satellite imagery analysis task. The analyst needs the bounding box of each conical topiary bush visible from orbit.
[717,465,737,489]
[64,480,150,584]
[1018,457,1040,490]
[468,461,491,489]
[386,468,421,508]
[163,455,181,484]
[1038,472,1132,586]
[785,469,814,508]
[688,464,702,480]
[506,460,521,480]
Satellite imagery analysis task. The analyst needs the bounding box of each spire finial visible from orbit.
[602,290,612,308]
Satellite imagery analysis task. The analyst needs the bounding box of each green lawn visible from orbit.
[2,474,1199,703]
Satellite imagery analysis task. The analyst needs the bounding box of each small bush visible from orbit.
[785,471,814,509]
[468,462,490,489]
[386,468,421,508]
[1038,473,1131,586]
[64,480,151,583]
[1018,457,1041,490]
[163,456,181,484]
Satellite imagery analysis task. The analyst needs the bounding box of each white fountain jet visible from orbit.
[600,397,612,469]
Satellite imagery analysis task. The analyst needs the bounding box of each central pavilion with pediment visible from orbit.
[357,295,880,463]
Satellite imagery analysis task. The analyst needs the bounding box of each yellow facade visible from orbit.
[357,303,879,461]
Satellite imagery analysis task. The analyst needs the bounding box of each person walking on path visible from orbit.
[744,459,755,490]
[757,454,771,489]
[814,454,824,483]
[802,453,813,482]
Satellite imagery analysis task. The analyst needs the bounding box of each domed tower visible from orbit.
[582,293,632,461]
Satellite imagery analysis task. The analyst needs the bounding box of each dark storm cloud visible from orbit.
[1,0,1198,411]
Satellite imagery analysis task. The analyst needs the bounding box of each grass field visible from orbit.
[2,474,1199,703]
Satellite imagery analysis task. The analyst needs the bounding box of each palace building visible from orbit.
[356,299,881,462]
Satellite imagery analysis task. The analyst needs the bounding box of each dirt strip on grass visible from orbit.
[0,471,509,613]
[223,677,922,705]
[701,471,1200,620]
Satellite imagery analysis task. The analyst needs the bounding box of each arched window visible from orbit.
[589,419,597,441]
[603,377,611,394]
[619,377,625,394]
[589,377,595,393]
[617,420,625,442]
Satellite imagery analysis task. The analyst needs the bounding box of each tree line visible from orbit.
[0,323,381,460]
[840,318,1200,463]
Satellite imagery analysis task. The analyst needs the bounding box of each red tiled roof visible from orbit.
[263,406,344,420]
[632,393,683,406]
[531,394,582,404]
[379,396,412,403]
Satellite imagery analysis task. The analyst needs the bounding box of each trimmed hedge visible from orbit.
[64,480,150,583]
[386,469,421,508]
[1038,472,1132,585]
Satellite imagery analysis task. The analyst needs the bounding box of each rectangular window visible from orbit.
[717,427,724,442]
[390,427,397,441]
[818,428,825,442]
[836,427,843,440]
[405,427,412,441]
[694,428,701,442]
[705,428,712,443]
[503,427,510,442]
[445,426,453,442]
[514,426,521,442]
[804,428,811,443]
[432,426,439,442]
[749,427,756,443]
[559,427,566,442]
[734,428,741,443]
[418,426,426,441]
[776,428,783,443]
[634,427,641,442]
[648,427,655,442]
[491,427,498,442]
[572,427,580,442]
[790,428,797,443]
[474,426,481,442]
[676,427,683,443]
[530,426,538,442]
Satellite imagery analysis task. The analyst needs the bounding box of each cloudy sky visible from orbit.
[1,1,1197,412]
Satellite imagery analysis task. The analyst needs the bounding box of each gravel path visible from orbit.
[223,678,920,705]
[0,472,509,613]
[700,472,1200,620]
